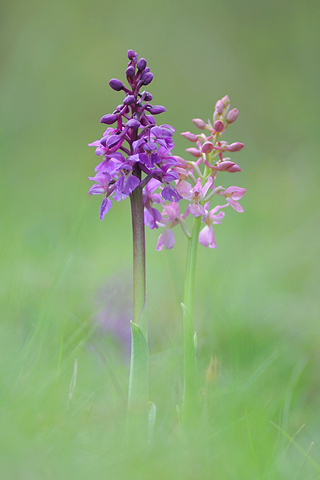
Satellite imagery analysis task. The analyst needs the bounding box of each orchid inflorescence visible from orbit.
[155,95,246,250]
[88,50,246,250]
[88,49,180,220]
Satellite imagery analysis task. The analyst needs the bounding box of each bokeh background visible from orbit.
[1,0,319,478]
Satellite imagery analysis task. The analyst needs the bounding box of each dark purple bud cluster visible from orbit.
[88,50,181,220]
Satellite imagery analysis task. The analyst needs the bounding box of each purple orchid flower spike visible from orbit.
[88,50,181,219]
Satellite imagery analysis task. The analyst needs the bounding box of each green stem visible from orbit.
[130,186,147,336]
[126,186,149,448]
[182,215,201,426]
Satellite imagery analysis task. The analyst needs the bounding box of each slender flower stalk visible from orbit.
[182,215,202,426]
[88,50,181,445]
[153,95,246,427]
[127,183,149,448]
[130,178,147,333]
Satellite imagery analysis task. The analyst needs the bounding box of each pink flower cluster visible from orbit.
[143,95,246,250]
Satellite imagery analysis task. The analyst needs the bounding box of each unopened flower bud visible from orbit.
[109,78,124,91]
[105,135,120,148]
[226,108,238,123]
[181,131,198,142]
[123,95,135,105]
[192,118,206,129]
[101,135,120,148]
[213,120,224,132]
[127,49,136,59]
[100,113,118,124]
[137,58,147,70]
[228,164,241,172]
[221,95,230,107]
[145,114,155,124]
[216,161,241,172]
[147,105,166,114]
[126,66,135,77]
[226,142,244,152]
[215,100,223,114]
[126,118,140,129]
[201,142,214,153]
[144,92,153,101]
[186,148,202,158]
[141,72,153,85]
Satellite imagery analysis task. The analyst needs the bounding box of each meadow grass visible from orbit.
[1,163,319,478]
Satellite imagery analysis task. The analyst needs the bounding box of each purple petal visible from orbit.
[132,138,146,152]
[144,206,161,229]
[144,142,157,152]
[145,178,161,195]
[100,198,112,219]
[109,152,126,162]
[88,140,101,147]
[88,185,105,195]
[161,171,179,182]
[162,186,182,202]
[122,175,140,195]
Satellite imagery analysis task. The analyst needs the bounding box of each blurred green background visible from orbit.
[1,0,320,478]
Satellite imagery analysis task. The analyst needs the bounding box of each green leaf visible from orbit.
[147,401,156,445]
[128,321,149,409]
[125,322,149,450]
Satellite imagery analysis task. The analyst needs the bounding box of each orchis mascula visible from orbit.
[88,50,180,220]
[152,96,246,251]
[88,50,246,433]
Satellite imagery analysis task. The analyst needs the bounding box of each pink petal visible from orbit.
[88,140,101,147]
[202,177,213,196]
[163,202,180,222]
[210,211,225,224]
[156,229,175,251]
[198,225,217,248]
[189,203,205,218]
[224,186,246,200]
[228,199,244,212]
[186,148,202,158]
[176,180,192,200]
